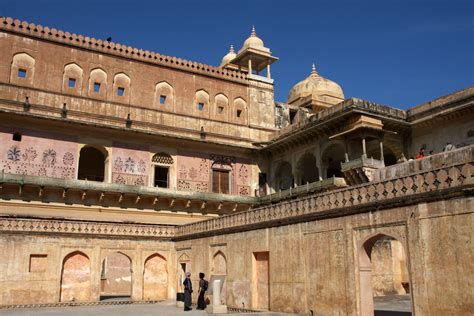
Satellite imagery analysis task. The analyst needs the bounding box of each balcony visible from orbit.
[341,155,385,185]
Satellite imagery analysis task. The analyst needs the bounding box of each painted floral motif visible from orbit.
[114,157,124,172]
[114,174,126,184]
[7,146,21,162]
[195,182,208,192]
[177,180,191,191]
[239,186,250,196]
[38,167,47,177]
[42,149,57,167]
[188,167,198,179]
[137,159,146,174]
[178,166,187,179]
[22,147,37,162]
[15,164,27,175]
[124,157,135,173]
[62,152,74,166]
[239,165,249,183]
[134,176,145,186]
[198,159,208,178]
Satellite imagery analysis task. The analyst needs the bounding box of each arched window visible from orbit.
[112,73,131,103]
[194,89,210,116]
[214,93,229,120]
[62,63,83,95]
[10,52,35,86]
[78,146,107,182]
[152,153,173,188]
[233,97,247,124]
[154,81,174,109]
[88,68,107,99]
[100,252,132,300]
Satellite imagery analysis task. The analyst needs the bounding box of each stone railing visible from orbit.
[341,155,385,172]
[259,177,347,204]
[0,217,175,238]
[175,148,472,238]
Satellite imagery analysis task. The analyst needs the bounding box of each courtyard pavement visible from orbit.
[0,301,303,316]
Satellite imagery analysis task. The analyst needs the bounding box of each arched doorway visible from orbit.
[274,161,293,190]
[359,234,411,315]
[100,252,132,300]
[321,142,345,178]
[78,146,107,181]
[297,152,319,185]
[60,251,91,302]
[211,251,227,305]
[143,254,168,300]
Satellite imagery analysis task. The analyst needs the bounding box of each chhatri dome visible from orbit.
[287,64,345,111]
[220,45,237,67]
[242,26,265,49]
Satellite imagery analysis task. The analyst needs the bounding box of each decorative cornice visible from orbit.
[0,17,248,84]
[0,217,175,239]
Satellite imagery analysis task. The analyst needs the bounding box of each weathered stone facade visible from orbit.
[0,16,473,315]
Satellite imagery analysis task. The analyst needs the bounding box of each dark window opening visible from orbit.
[117,87,125,96]
[217,106,224,114]
[237,109,242,117]
[468,130,474,138]
[68,78,76,88]
[154,166,169,188]
[12,132,22,142]
[289,110,297,124]
[198,102,204,111]
[18,69,27,78]
[78,147,106,182]
[160,95,166,105]
[93,82,101,92]
[258,172,267,196]
[212,169,230,194]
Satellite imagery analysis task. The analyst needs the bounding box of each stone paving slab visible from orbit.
[0,301,304,316]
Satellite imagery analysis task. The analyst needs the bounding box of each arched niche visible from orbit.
[296,152,319,185]
[321,141,345,178]
[358,233,411,315]
[214,93,229,120]
[212,251,227,304]
[112,72,131,102]
[88,68,107,99]
[60,251,91,302]
[78,145,108,182]
[274,161,293,190]
[10,52,35,86]
[154,81,174,109]
[143,253,168,300]
[194,89,210,116]
[233,97,247,124]
[62,63,83,95]
[100,252,132,299]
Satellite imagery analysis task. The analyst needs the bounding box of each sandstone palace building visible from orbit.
[0,17,472,315]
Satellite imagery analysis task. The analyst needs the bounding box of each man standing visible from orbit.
[183,272,193,311]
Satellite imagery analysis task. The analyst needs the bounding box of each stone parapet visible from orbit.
[0,17,248,84]
[175,147,473,239]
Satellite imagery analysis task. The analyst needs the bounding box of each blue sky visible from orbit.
[2,0,473,108]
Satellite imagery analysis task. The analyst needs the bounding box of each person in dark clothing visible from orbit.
[197,272,208,310]
[183,272,193,311]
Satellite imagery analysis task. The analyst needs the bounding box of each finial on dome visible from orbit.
[251,26,257,37]
[310,63,318,76]
[229,45,235,53]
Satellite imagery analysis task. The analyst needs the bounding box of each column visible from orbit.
[362,138,366,156]
[379,138,384,163]
[248,59,252,75]
[267,64,271,79]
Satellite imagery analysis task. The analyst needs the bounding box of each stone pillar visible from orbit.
[248,59,252,75]
[267,64,271,79]
[207,279,227,314]
[379,139,384,163]
[362,138,367,156]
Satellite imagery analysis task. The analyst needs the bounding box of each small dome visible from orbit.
[220,45,236,67]
[288,64,344,105]
[243,26,264,49]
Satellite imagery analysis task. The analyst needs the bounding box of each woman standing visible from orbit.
[197,272,208,310]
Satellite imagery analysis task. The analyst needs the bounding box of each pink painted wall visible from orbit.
[111,142,149,186]
[0,127,77,179]
[177,150,252,196]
